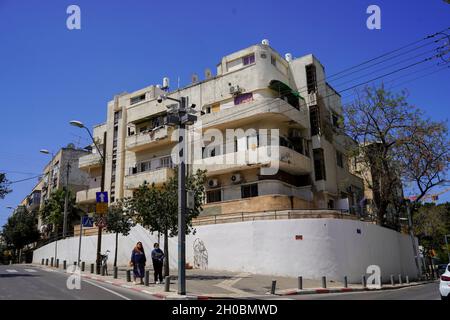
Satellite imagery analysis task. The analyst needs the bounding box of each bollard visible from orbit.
[74,261,77,267]
[56,259,59,268]
[41,258,44,265]
[406,275,409,284]
[398,274,402,285]
[298,276,303,290]
[50,257,54,267]
[344,276,348,288]
[45,258,49,266]
[390,274,394,286]
[322,276,327,289]
[270,280,277,294]
[81,262,85,272]
[145,270,150,286]
[126,269,131,282]
[90,263,94,274]
[362,275,366,288]
[114,266,118,279]
[164,276,170,292]
[63,260,67,270]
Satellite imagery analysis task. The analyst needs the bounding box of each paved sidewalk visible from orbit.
[31,263,435,299]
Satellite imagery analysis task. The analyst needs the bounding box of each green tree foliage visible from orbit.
[128,169,206,276]
[2,207,40,256]
[104,201,134,267]
[39,188,81,235]
[0,173,12,199]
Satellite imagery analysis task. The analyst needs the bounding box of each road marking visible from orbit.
[24,269,37,273]
[6,269,18,273]
[83,279,131,300]
[214,272,250,296]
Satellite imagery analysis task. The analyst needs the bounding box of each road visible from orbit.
[290,282,441,300]
[0,264,155,300]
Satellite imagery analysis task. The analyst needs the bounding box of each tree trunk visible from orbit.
[114,232,118,267]
[163,230,169,277]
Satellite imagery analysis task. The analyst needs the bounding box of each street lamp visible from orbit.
[70,120,106,274]
[158,94,197,295]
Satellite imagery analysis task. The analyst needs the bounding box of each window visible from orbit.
[310,105,320,136]
[305,64,317,94]
[271,55,276,66]
[130,94,145,105]
[234,92,253,105]
[206,189,222,203]
[241,183,258,198]
[313,148,326,181]
[139,126,148,133]
[243,54,255,66]
[332,113,340,128]
[336,151,344,168]
[211,103,220,113]
[114,111,122,123]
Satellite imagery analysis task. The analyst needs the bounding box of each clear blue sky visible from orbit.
[0,0,449,226]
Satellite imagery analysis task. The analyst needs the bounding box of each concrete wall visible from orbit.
[33,218,418,283]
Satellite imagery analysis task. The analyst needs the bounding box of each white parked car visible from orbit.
[440,263,450,301]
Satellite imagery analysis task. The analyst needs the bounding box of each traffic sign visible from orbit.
[82,216,94,228]
[96,202,108,214]
[96,216,107,228]
[96,191,108,203]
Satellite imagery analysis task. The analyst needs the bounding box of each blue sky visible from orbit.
[0,0,449,226]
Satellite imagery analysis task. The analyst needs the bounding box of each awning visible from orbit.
[269,80,304,108]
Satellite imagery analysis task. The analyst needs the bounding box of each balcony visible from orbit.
[192,146,311,175]
[200,98,309,130]
[124,167,175,190]
[78,153,102,170]
[76,187,101,204]
[125,126,172,152]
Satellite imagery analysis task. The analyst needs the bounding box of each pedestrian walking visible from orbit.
[151,242,164,284]
[130,242,146,285]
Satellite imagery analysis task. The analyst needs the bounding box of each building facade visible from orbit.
[78,41,364,217]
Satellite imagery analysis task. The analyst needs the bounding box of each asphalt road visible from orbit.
[0,264,155,300]
[291,282,441,300]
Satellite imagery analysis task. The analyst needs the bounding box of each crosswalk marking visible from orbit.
[6,269,18,273]
[24,269,37,273]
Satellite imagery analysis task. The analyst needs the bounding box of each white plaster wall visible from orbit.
[33,219,418,283]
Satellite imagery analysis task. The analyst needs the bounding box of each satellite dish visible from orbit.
[191,73,199,84]
[204,68,212,80]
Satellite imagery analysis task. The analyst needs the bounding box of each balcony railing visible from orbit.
[76,187,101,204]
[78,152,102,170]
[125,126,171,152]
[124,167,175,189]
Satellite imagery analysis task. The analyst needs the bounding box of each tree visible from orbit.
[104,201,134,267]
[0,173,11,199]
[2,207,40,262]
[39,188,81,236]
[345,85,449,228]
[128,169,206,276]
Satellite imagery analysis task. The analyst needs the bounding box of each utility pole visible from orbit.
[62,162,71,238]
[160,94,197,295]
[95,131,107,274]
[407,203,421,279]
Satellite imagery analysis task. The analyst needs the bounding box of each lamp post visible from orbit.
[158,94,197,295]
[70,120,106,274]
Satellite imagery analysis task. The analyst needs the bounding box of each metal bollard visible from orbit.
[390,274,394,286]
[41,258,44,265]
[165,276,170,292]
[406,275,409,284]
[63,260,67,270]
[45,258,49,266]
[145,270,150,286]
[126,269,131,282]
[90,263,94,274]
[81,262,85,272]
[298,276,303,290]
[270,280,277,294]
[398,274,402,285]
[344,276,348,288]
[322,276,327,289]
[114,266,118,279]
[362,275,367,288]
[56,259,59,268]
[50,257,54,267]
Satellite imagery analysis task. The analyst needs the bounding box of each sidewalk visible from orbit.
[31,263,436,300]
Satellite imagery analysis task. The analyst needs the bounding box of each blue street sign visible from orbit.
[82,216,94,228]
[96,191,108,203]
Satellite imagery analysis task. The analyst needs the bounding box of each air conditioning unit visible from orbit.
[208,179,219,188]
[230,174,241,183]
[229,85,241,95]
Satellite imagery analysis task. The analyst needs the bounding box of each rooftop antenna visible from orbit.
[177,76,180,90]
[204,68,212,80]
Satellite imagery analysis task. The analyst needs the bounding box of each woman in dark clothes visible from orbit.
[130,242,146,284]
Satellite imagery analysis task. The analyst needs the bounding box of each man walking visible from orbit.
[151,242,164,284]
